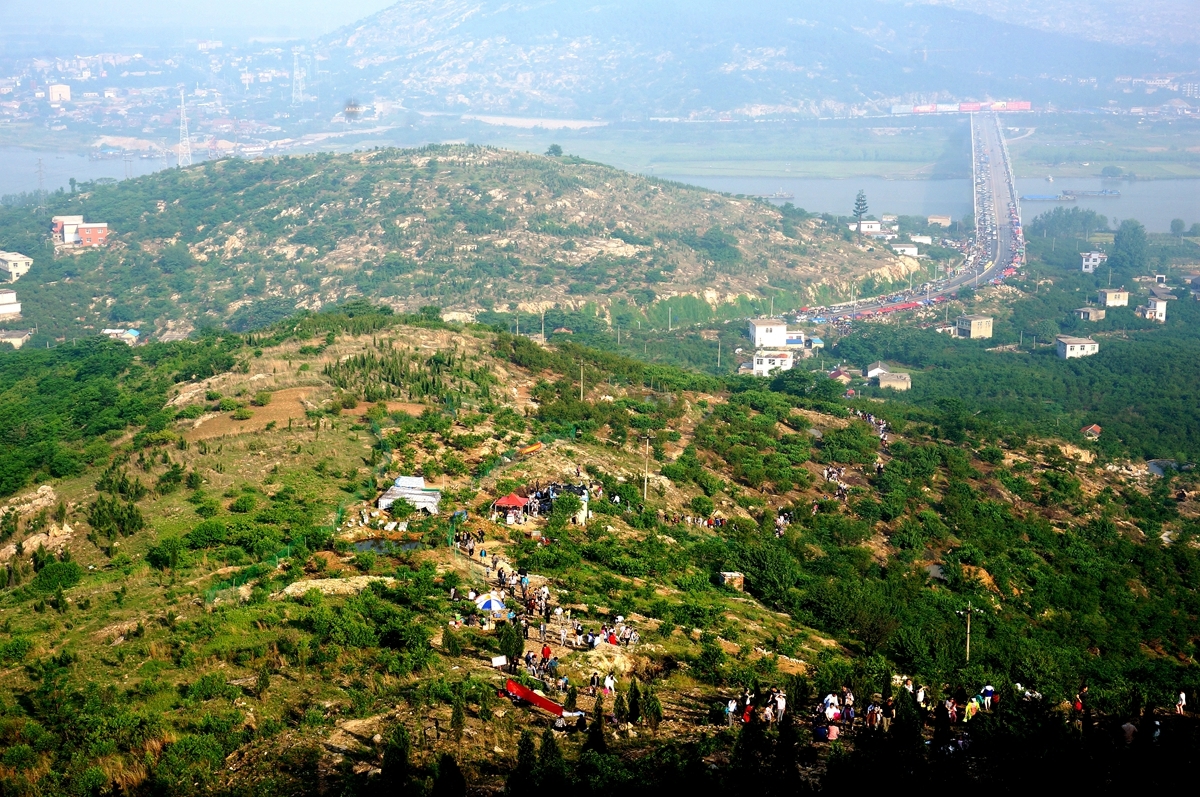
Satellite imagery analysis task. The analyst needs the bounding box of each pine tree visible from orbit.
[506,730,537,794]
[643,685,663,734]
[853,189,869,234]
[381,724,412,791]
[614,691,628,724]
[627,679,642,724]
[535,727,568,789]
[450,695,465,742]
[583,694,608,753]
[431,753,466,797]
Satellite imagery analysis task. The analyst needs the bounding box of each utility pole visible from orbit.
[579,362,584,402]
[541,310,545,341]
[668,307,672,332]
[641,434,655,501]
[717,338,721,369]
[957,601,984,663]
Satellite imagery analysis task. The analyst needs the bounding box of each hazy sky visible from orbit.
[3,0,398,38]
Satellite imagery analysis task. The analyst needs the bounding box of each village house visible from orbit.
[1097,288,1129,307]
[892,244,919,257]
[1080,424,1102,440]
[863,361,889,379]
[752,350,794,378]
[829,368,854,385]
[1056,335,1100,359]
[0,251,32,282]
[52,215,109,247]
[1137,298,1167,323]
[1081,252,1107,274]
[878,372,912,391]
[0,329,31,349]
[847,220,883,234]
[927,215,952,227]
[0,289,21,319]
[100,328,141,345]
[748,318,788,349]
[956,314,993,339]
[1075,307,1106,321]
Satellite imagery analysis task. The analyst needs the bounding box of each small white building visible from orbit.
[863,361,889,379]
[892,244,919,257]
[752,350,794,378]
[48,84,71,102]
[1138,298,1167,322]
[0,289,21,319]
[100,329,141,345]
[1075,307,1106,321]
[928,215,952,227]
[0,329,31,349]
[378,475,441,514]
[1056,335,1100,359]
[748,318,788,349]
[848,220,883,234]
[1098,288,1129,307]
[878,372,912,391]
[0,252,32,282]
[910,235,933,245]
[1081,252,1108,274]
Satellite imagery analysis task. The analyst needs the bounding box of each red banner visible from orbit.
[505,679,565,717]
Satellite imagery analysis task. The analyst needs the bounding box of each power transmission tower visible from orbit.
[292,52,305,106]
[123,153,133,180]
[177,90,193,167]
[36,158,45,211]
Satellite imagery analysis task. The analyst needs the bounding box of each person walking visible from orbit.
[881,697,895,733]
[1178,690,1187,716]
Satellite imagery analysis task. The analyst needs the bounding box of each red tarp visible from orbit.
[494,493,529,508]
[505,679,564,716]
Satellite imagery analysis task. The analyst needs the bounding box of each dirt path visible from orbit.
[183,387,315,441]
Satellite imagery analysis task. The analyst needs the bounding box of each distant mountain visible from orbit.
[317,0,1178,120]
[916,0,1200,52]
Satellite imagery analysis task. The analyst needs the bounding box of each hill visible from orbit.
[318,0,1179,118]
[0,145,916,342]
[1,304,1199,794]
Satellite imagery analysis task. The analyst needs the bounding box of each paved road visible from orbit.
[825,113,1023,319]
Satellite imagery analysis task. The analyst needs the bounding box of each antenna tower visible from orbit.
[292,52,306,106]
[177,90,193,167]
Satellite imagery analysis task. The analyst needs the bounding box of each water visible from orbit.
[660,175,974,222]
[0,146,168,197]
[353,538,421,553]
[659,174,1198,233]
[1014,178,1200,233]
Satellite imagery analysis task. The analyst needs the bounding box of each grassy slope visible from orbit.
[1,315,1198,793]
[1,144,909,342]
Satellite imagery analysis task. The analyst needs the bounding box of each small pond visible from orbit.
[353,538,422,553]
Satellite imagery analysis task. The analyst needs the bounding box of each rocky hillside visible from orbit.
[1,305,1198,794]
[4,145,918,340]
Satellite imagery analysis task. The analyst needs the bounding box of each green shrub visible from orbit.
[231,407,253,421]
[689,495,714,517]
[251,391,273,407]
[217,397,237,412]
[31,561,83,593]
[229,494,257,513]
[147,537,188,571]
[186,519,228,549]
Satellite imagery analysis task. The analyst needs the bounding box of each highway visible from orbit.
[818,113,1024,321]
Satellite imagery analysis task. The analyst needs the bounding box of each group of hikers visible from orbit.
[726,679,1008,742]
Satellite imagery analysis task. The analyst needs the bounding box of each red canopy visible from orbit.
[494,493,529,509]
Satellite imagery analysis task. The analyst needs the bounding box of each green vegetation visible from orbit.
[1,289,1199,794]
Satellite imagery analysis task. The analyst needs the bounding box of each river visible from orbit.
[2,145,1194,233]
[656,174,1198,233]
[0,146,168,197]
